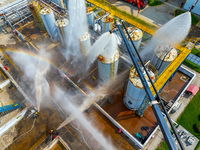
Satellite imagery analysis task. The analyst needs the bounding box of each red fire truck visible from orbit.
[124,0,148,12]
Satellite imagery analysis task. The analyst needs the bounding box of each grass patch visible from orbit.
[148,0,163,6]
[97,11,105,16]
[177,90,200,150]
[176,91,200,135]
[175,9,200,26]
[191,47,200,57]
[156,141,168,150]
[191,47,200,55]
[183,59,200,73]
[157,90,200,150]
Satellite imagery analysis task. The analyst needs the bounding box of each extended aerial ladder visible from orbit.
[116,21,185,150]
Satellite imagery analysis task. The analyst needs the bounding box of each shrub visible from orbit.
[148,0,163,6]
[195,123,200,133]
[196,52,200,57]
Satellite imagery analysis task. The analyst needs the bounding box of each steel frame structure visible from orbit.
[0,0,32,29]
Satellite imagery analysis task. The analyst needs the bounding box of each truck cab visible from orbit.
[124,0,148,8]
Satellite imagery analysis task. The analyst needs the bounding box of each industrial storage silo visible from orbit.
[40,7,59,41]
[28,1,46,31]
[97,33,119,82]
[52,0,64,8]
[87,7,95,28]
[101,16,114,33]
[64,0,68,10]
[55,19,68,47]
[125,27,143,51]
[151,45,178,75]
[79,32,91,58]
[123,63,157,110]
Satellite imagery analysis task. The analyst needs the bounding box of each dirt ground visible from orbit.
[4,97,89,150]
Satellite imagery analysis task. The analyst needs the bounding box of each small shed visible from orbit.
[186,84,199,95]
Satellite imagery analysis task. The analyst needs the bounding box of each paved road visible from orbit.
[107,0,193,27]
[140,4,174,27]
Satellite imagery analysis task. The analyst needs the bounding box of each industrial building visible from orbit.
[0,0,198,150]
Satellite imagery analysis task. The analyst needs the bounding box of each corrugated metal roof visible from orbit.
[187,84,199,95]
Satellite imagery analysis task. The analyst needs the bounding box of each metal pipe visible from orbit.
[121,21,185,150]
[0,0,27,12]
[117,23,178,150]
[13,14,32,27]
[0,63,34,108]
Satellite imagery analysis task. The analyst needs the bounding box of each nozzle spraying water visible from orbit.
[140,11,191,59]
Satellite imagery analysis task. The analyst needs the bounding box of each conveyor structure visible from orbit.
[0,103,21,113]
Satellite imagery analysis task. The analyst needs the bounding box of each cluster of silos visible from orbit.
[101,16,114,33]
[98,33,119,82]
[87,7,95,28]
[55,19,69,47]
[125,27,143,51]
[151,45,178,75]
[40,7,59,41]
[123,63,157,111]
[123,44,177,115]
[28,1,46,31]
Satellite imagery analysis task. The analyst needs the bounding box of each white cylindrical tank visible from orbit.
[151,45,178,75]
[125,27,143,51]
[55,19,69,47]
[101,16,114,33]
[40,7,59,41]
[97,33,119,82]
[52,0,64,8]
[87,7,95,28]
[79,32,91,58]
[123,64,157,110]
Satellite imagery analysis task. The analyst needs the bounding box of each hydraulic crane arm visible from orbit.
[116,23,178,150]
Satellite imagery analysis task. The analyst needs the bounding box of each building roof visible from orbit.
[187,84,199,95]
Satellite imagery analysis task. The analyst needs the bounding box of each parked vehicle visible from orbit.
[124,0,148,12]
